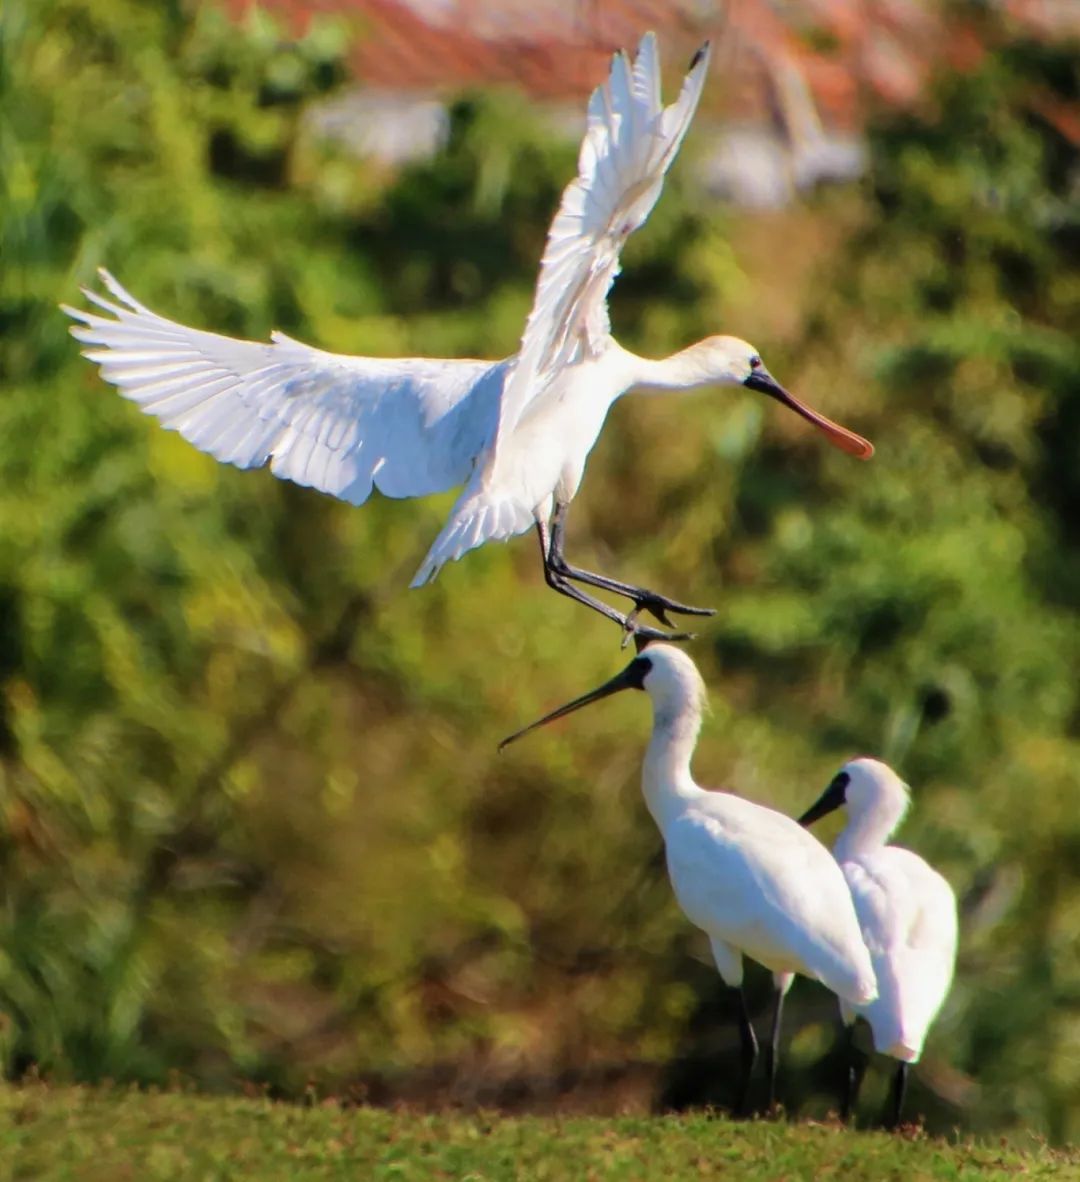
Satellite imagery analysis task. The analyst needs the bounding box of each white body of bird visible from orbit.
[500,644,877,1109]
[624,650,877,1005]
[415,338,778,580]
[414,341,650,576]
[802,758,957,1063]
[64,34,871,640]
[839,844,956,1062]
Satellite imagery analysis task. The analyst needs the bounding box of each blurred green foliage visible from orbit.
[1,0,1078,1142]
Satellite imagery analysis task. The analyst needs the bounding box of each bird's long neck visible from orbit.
[641,699,703,831]
[619,342,722,395]
[833,799,907,862]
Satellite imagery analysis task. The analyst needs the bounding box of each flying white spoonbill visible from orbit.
[63,34,872,644]
[499,644,877,1112]
[799,757,958,1128]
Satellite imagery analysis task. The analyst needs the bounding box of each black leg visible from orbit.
[841,1022,868,1124]
[536,523,691,644]
[547,503,716,628]
[734,985,759,1117]
[885,1061,908,1130]
[765,984,786,1112]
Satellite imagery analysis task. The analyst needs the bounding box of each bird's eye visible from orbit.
[749,356,762,370]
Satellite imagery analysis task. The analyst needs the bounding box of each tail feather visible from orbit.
[862,997,926,1062]
[411,493,535,587]
[818,938,878,1009]
[858,949,951,1062]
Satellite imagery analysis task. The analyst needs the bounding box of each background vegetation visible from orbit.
[2,0,1079,1143]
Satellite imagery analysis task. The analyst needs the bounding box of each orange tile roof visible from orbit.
[223,0,1080,137]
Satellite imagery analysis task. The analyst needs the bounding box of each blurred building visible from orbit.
[226,0,1080,206]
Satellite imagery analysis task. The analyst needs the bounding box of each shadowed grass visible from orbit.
[1,1086,1076,1181]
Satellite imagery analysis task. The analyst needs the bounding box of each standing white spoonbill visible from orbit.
[499,645,877,1112]
[798,757,958,1128]
[63,34,872,644]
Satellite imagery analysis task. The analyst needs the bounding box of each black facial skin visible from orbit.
[499,656,652,752]
[797,770,851,828]
[744,367,797,401]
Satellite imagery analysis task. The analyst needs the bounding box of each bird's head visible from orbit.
[692,335,769,386]
[498,643,706,751]
[626,644,708,724]
[798,757,911,829]
[688,335,874,461]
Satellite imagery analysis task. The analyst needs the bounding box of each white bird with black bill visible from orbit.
[500,644,877,1112]
[798,757,958,1128]
[64,34,872,644]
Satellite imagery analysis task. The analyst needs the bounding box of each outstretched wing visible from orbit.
[63,270,506,506]
[489,32,711,462]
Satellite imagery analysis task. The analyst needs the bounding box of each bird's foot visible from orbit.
[619,618,696,650]
[620,597,710,647]
[628,591,716,629]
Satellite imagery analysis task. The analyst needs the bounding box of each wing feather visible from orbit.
[843,851,958,1058]
[664,798,876,1005]
[64,270,509,506]
[487,33,711,467]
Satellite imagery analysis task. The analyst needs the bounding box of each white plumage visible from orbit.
[490,33,707,447]
[799,757,958,1126]
[66,271,508,506]
[500,644,877,1112]
[64,34,871,642]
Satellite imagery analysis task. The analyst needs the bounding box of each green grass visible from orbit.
[1,1087,1077,1181]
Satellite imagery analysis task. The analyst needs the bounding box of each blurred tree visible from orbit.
[708,16,1080,1137]
[0,0,736,1101]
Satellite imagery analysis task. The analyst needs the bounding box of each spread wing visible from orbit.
[488,32,711,462]
[63,270,507,506]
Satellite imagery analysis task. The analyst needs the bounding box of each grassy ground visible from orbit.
[2,1087,1077,1182]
